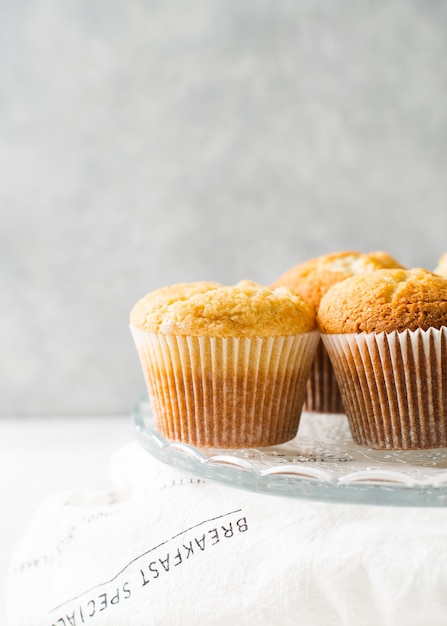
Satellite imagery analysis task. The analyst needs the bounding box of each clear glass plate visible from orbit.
[133,395,447,507]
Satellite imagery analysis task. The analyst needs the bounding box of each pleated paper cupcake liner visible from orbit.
[130,326,319,448]
[304,340,345,414]
[322,328,447,450]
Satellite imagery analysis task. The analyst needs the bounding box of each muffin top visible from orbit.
[271,250,404,312]
[317,268,447,334]
[130,280,316,337]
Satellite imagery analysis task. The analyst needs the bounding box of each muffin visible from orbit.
[272,250,404,413]
[317,268,447,450]
[130,280,319,448]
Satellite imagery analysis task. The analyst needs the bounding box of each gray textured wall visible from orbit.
[2,0,447,416]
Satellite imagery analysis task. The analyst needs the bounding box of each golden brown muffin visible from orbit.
[130,280,319,448]
[317,268,447,450]
[130,280,315,337]
[317,268,447,334]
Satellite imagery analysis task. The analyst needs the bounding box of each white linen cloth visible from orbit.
[7,441,447,626]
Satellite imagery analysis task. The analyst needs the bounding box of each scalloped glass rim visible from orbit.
[133,395,447,507]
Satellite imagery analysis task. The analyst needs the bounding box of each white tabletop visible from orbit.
[0,415,134,625]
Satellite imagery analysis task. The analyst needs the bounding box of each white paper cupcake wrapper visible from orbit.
[322,328,447,450]
[131,327,319,448]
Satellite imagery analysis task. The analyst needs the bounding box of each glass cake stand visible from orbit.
[133,395,447,507]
